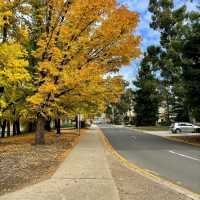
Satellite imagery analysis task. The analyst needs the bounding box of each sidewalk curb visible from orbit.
[130,127,200,148]
[98,128,200,200]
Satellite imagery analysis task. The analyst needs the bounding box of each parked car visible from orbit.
[171,122,200,133]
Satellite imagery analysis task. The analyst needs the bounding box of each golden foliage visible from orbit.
[0,0,141,119]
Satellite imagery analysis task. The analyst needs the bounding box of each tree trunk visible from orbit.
[16,119,21,135]
[35,116,46,144]
[56,118,61,134]
[45,118,51,131]
[28,121,36,132]
[13,122,17,136]
[1,119,6,138]
[7,121,10,137]
[55,119,57,129]
[3,16,8,43]
[166,93,171,126]
[75,116,78,129]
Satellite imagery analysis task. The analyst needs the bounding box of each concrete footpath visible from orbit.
[0,129,120,200]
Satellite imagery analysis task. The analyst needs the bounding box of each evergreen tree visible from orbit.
[148,0,200,122]
[134,53,159,126]
[182,11,200,121]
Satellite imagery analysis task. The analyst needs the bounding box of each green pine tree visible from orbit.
[148,0,200,122]
[134,53,160,126]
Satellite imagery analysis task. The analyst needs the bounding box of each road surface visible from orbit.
[100,125,200,194]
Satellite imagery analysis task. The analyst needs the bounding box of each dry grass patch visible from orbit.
[0,129,81,196]
[171,135,200,146]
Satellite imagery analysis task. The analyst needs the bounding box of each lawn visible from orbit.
[61,123,75,129]
[0,129,81,195]
[170,135,200,146]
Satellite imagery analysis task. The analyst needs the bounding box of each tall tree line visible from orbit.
[134,0,200,125]
[0,0,141,143]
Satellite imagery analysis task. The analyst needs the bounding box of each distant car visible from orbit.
[171,122,200,133]
[93,120,104,124]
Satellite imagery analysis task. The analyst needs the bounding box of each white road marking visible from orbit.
[169,150,200,162]
[131,135,136,140]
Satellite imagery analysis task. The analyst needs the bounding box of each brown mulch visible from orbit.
[0,129,80,196]
[172,135,200,146]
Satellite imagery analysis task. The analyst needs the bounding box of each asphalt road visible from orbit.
[100,125,200,194]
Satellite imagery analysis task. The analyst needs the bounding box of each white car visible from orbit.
[171,122,200,133]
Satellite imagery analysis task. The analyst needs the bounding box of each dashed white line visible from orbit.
[131,135,136,140]
[169,150,200,162]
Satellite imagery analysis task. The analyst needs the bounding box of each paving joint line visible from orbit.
[52,177,113,180]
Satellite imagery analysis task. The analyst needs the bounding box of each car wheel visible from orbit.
[171,130,175,134]
[175,129,181,133]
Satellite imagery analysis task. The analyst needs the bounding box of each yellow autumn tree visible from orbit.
[24,0,141,144]
[57,75,125,119]
[0,1,31,137]
[1,0,140,143]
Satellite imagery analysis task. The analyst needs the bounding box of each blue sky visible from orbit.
[117,0,199,83]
